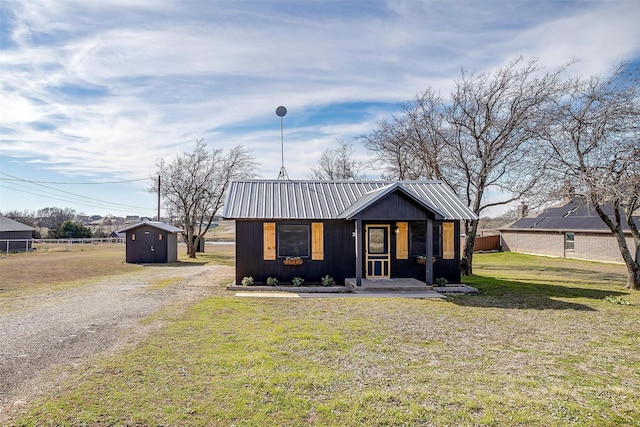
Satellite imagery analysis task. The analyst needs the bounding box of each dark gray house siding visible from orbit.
[225,180,476,286]
[117,222,182,264]
[0,217,35,253]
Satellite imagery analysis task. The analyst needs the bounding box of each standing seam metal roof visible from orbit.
[223,180,477,220]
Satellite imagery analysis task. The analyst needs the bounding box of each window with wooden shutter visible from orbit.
[311,222,324,260]
[263,222,276,260]
[443,222,455,259]
[395,222,408,259]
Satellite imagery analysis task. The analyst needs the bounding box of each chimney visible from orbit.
[517,201,529,219]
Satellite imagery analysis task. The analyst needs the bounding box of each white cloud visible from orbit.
[1,0,640,213]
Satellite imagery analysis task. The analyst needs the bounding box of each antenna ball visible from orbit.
[276,106,287,117]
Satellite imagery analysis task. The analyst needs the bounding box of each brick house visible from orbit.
[500,202,638,263]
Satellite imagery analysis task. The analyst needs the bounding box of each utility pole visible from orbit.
[157,175,161,221]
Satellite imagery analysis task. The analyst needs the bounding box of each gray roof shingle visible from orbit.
[507,202,639,232]
[0,216,35,232]
[223,180,477,220]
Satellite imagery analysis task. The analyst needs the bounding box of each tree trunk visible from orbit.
[627,267,640,290]
[461,220,478,276]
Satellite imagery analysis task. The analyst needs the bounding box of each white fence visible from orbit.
[1,238,125,253]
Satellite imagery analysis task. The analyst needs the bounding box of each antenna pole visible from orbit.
[276,106,289,180]
[157,175,161,221]
[280,115,284,170]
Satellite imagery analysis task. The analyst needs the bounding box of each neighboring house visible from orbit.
[117,222,183,263]
[500,202,639,263]
[223,180,477,286]
[0,216,35,253]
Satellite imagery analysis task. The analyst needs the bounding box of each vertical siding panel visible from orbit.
[396,221,408,259]
[263,222,276,260]
[311,222,324,260]
[443,222,455,259]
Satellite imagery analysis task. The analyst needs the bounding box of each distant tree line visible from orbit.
[2,207,93,238]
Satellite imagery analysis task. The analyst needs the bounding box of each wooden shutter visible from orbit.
[311,222,324,260]
[395,222,408,259]
[443,222,455,259]
[263,222,276,260]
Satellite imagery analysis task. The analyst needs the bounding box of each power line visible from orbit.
[0,182,155,215]
[0,173,150,185]
[0,174,155,213]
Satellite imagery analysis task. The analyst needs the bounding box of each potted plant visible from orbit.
[284,256,303,266]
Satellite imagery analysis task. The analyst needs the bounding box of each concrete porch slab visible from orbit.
[235,291,445,299]
[345,277,433,292]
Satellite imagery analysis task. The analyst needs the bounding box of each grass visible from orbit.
[0,244,142,297]
[10,252,640,426]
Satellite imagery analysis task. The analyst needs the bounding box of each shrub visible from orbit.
[266,277,278,286]
[435,277,448,286]
[604,295,633,305]
[241,276,254,286]
[292,277,304,287]
[321,275,335,287]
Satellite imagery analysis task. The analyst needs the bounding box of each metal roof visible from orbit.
[117,221,183,234]
[0,216,35,232]
[223,180,478,220]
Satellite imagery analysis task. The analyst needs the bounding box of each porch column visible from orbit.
[355,219,362,286]
[425,218,433,286]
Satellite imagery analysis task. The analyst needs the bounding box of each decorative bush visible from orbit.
[292,277,304,287]
[241,276,254,286]
[266,277,279,286]
[435,277,448,286]
[321,275,335,287]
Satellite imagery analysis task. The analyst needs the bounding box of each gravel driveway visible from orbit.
[0,263,230,421]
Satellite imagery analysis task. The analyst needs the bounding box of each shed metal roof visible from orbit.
[223,180,477,220]
[0,216,35,232]
[117,221,183,233]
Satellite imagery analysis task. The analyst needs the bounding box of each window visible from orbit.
[565,232,575,251]
[277,224,310,258]
[410,222,442,257]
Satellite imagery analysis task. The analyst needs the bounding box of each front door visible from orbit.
[142,231,155,263]
[365,225,390,278]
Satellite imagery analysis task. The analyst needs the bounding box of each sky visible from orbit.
[1,0,639,218]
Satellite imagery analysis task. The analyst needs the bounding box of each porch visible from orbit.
[345,277,479,295]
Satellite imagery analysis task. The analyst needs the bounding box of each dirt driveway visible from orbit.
[0,263,231,421]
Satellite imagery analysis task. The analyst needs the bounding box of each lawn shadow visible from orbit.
[453,276,628,311]
[142,261,208,267]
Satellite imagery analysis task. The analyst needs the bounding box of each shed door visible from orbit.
[142,231,154,263]
[365,225,390,278]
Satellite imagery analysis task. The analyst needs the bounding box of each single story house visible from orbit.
[500,202,638,263]
[222,180,477,286]
[117,221,183,263]
[0,216,35,253]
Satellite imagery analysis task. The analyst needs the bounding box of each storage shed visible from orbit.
[223,180,477,286]
[117,221,183,264]
[0,216,35,253]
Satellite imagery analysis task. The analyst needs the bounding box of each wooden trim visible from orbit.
[311,222,324,260]
[263,222,276,260]
[443,221,455,259]
[395,222,408,259]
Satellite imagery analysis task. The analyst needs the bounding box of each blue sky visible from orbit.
[1,0,639,218]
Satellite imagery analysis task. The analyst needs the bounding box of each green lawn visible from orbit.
[14,253,640,426]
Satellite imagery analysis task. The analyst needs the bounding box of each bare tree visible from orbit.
[364,57,570,274]
[152,140,257,258]
[544,65,640,289]
[311,140,364,180]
